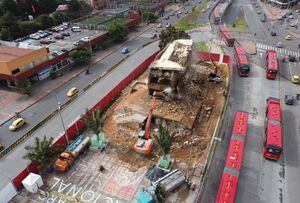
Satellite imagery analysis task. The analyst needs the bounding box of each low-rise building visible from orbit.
[148,39,193,95]
[0,41,49,86]
[261,0,298,9]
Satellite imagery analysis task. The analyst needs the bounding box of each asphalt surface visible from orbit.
[201,0,300,201]
[0,0,209,148]
[0,41,160,181]
[0,0,218,184]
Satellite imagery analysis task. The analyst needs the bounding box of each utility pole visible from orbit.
[54,95,69,146]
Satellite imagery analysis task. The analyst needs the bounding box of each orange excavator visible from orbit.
[133,92,161,154]
[208,56,221,82]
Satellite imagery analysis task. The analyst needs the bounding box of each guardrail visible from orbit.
[0,41,157,159]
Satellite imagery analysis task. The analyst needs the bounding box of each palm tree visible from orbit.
[24,136,62,172]
[154,124,175,155]
[82,108,105,141]
[155,183,166,203]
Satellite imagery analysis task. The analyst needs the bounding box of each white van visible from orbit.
[71,26,81,32]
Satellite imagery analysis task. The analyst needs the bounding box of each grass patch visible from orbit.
[227,16,249,33]
[104,18,133,27]
[174,0,209,31]
[80,16,112,25]
[195,41,208,52]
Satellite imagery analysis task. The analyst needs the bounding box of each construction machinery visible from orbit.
[133,92,161,154]
[54,134,90,172]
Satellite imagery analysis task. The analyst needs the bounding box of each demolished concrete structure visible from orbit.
[148,39,193,95]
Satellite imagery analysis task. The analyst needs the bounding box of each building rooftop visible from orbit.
[150,39,193,71]
[0,41,42,63]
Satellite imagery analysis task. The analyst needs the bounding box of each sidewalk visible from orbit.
[0,23,155,125]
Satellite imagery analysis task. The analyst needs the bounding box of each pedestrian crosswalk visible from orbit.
[256,43,300,57]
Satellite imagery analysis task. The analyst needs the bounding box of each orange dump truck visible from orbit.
[54,134,90,172]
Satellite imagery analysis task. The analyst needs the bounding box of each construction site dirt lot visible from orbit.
[14,53,229,203]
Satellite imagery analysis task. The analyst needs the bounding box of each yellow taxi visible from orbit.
[9,118,25,131]
[285,35,292,40]
[67,87,78,97]
[291,74,300,84]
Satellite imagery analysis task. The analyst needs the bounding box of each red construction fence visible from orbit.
[12,51,159,190]
[12,50,232,191]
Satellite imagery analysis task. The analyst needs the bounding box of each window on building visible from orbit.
[11,68,20,75]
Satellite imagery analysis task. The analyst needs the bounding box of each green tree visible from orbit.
[24,136,63,172]
[18,20,42,37]
[159,26,190,49]
[35,14,55,29]
[38,0,60,13]
[108,22,128,43]
[142,12,158,22]
[68,0,80,13]
[82,108,105,141]
[69,44,92,63]
[1,0,21,16]
[0,11,20,40]
[155,183,166,203]
[154,124,175,155]
[14,79,32,95]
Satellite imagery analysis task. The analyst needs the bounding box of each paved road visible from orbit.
[0,36,152,147]
[201,0,300,202]
[0,41,160,184]
[0,0,207,148]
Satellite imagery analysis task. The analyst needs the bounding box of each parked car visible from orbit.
[121,47,129,54]
[0,143,4,151]
[51,51,60,56]
[73,41,80,46]
[271,32,276,36]
[58,26,64,31]
[184,10,188,14]
[276,42,283,48]
[288,55,296,62]
[49,27,59,32]
[54,34,64,39]
[284,95,295,105]
[164,16,169,20]
[67,87,79,97]
[285,34,292,40]
[45,31,53,35]
[261,17,266,22]
[9,118,25,131]
[289,15,294,19]
[177,11,182,14]
[61,48,70,52]
[157,23,162,28]
[257,10,261,14]
[277,16,283,20]
[62,32,71,37]
[29,34,40,40]
[47,37,56,43]
[39,40,51,45]
[166,23,170,28]
[291,74,300,84]
[289,23,296,27]
[81,36,90,41]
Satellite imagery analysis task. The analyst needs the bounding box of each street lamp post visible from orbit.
[54,96,69,146]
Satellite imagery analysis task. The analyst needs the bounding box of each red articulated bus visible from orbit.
[216,111,249,203]
[219,26,235,47]
[234,45,250,76]
[214,5,221,24]
[263,97,282,161]
[266,50,278,79]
